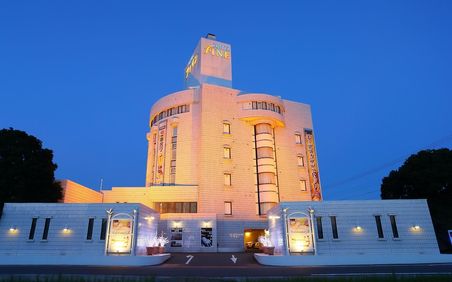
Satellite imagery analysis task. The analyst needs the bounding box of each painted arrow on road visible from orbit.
[230,254,238,264]
[185,255,194,264]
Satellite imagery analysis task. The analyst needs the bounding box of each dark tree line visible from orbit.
[381,148,452,253]
[0,128,62,217]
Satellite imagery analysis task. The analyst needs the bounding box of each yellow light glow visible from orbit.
[354,226,362,232]
[245,232,251,237]
[113,241,127,252]
[9,227,17,233]
[62,227,71,234]
[412,225,421,231]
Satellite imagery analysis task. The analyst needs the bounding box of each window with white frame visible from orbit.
[223,122,231,134]
[224,173,231,186]
[297,155,304,166]
[223,147,231,159]
[224,201,232,215]
[295,133,302,144]
[300,179,307,191]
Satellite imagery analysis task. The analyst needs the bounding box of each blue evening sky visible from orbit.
[1,1,451,200]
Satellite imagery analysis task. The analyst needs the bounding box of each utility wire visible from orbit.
[324,133,452,190]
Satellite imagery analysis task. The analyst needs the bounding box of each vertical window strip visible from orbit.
[316,217,324,239]
[389,215,399,238]
[330,216,338,239]
[28,218,38,240]
[42,218,51,240]
[375,215,384,239]
[100,218,107,240]
[86,218,94,240]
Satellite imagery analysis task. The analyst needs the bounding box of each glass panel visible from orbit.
[223,147,231,159]
[100,218,107,240]
[255,123,272,134]
[224,173,231,186]
[28,218,37,240]
[42,218,51,240]
[390,215,399,238]
[258,172,275,184]
[316,217,324,239]
[224,202,232,215]
[330,216,338,239]
[257,147,273,159]
[375,215,384,238]
[86,218,94,240]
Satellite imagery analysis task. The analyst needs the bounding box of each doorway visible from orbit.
[243,229,265,252]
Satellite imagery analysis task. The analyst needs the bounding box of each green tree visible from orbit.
[0,128,62,216]
[381,148,452,253]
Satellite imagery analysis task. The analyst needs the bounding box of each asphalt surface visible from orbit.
[1,253,452,278]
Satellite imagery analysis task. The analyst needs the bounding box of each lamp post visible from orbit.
[308,207,317,256]
[282,207,289,256]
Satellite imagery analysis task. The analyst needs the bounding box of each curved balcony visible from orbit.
[258,190,279,203]
[256,139,274,148]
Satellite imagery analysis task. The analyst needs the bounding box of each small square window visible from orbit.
[223,147,231,159]
[224,202,232,215]
[224,173,231,186]
[297,155,304,166]
[295,134,302,144]
[300,179,307,191]
[223,123,231,134]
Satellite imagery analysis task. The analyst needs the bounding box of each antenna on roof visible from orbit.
[206,33,216,40]
[99,178,104,191]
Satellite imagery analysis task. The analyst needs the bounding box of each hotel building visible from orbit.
[0,35,443,262]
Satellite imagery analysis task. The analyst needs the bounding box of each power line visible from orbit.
[324,132,452,190]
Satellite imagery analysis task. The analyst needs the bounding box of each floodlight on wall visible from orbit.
[173,221,182,228]
[202,221,211,228]
[411,225,421,231]
[62,227,71,233]
[9,226,17,233]
[354,226,363,232]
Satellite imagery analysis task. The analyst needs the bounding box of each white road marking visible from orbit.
[230,255,238,264]
[185,255,194,265]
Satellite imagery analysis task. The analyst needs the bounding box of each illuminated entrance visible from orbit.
[244,229,265,252]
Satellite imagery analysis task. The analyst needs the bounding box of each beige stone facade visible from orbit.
[61,35,323,251]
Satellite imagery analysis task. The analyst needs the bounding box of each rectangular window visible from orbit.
[223,147,231,159]
[374,215,384,239]
[42,218,51,240]
[100,218,107,240]
[224,173,231,186]
[389,215,399,238]
[300,179,307,191]
[224,201,232,215]
[330,216,338,239]
[295,134,302,144]
[223,123,231,134]
[252,101,258,109]
[86,218,94,240]
[28,218,38,240]
[190,202,197,213]
[172,126,178,137]
[316,217,324,239]
[297,155,304,166]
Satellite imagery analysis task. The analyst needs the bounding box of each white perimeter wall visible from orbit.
[268,200,440,256]
[0,203,158,256]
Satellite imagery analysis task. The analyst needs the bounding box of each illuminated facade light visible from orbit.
[411,225,421,231]
[9,226,17,233]
[354,226,363,232]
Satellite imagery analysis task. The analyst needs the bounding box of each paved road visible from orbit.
[1,253,452,278]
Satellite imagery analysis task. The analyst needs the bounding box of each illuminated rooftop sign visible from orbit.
[185,54,198,79]
[204,43,231,59]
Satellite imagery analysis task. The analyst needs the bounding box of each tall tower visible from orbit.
[184,34,232,88]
